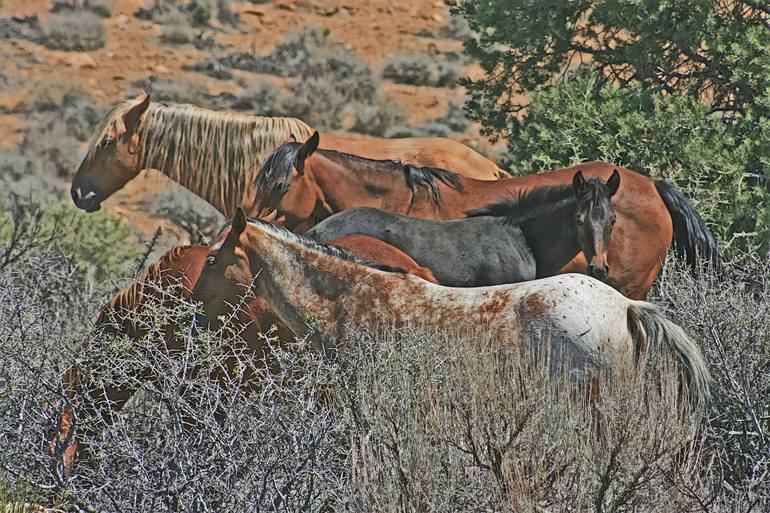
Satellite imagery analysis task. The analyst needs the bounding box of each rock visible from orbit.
[432,13,444,22]
[313,3,339,16]
[243,9,266,18]
[115,14,129,26]
[65,53,98,69]
[151,63,169,74]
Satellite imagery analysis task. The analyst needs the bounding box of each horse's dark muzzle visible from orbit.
[71,186,102,212]
[589,265,609,281]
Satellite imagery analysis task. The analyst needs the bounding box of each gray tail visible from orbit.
[627,302,710,409]
[654,180,720,271]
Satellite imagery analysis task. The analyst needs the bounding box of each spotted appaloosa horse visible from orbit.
[251,133,720,299]
[193,210,710,410]
[69,94,503,216]
[51,235,437,473]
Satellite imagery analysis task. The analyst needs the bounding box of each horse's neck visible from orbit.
[519,201,581,277]
[138,143,236,217]
[245,231,352,345]
[136,109,298,217]
[309,154,410,213]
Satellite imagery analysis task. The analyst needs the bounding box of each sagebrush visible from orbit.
[0,201,767,511]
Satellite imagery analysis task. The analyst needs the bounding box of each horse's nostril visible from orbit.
[589,265,609,280]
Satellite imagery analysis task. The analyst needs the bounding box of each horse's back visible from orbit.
[310,208,535,287]
[318,133,503,180]
[452,274,637,371]
[327,234,439,284]
[153,245,209,294]
[97,245,209,333]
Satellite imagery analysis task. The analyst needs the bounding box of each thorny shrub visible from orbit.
[0,202,768,511]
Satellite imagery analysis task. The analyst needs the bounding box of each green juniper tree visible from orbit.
[455,0,770,250]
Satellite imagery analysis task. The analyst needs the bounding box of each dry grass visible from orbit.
[0,204,767,511]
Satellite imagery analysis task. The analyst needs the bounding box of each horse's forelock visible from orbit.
[578,177,614,202]
[82,100,136,164]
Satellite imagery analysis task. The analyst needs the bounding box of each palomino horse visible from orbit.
[192,210,710,410]
[69,94,503,217]
[252,133,720,299]
[306,171,619,286]
[53,238,437,471]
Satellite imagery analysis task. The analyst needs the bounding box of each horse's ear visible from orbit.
[122,93,151,134]
[295,131,320,177]
[226,208,247,246]
[298,131,320,161]
[606,169,620,197]
[572,170,586,194]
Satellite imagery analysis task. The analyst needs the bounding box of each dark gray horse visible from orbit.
[307,170,620,287]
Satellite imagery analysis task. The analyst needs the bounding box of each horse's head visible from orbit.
[193,208,257,326]
[572,169,620,281]
[252,131,322,229]
[70,93,151,212]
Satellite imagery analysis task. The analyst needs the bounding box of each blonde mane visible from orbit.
[86,100,315,214]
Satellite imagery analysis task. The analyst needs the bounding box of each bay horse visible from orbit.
[52,238,437,472]
[69,94,503,217]
[252,133,720,299]
[306,171,619,286]
[191,210,710,412]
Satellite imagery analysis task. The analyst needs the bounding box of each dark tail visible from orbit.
[654,180,720,270]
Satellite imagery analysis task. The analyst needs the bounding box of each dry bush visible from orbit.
[4,84,104,194]
[39,12,106,51]
[382,54,463,88]
[131,76,211,106]
[151,187,225,244]
[215,28,403,135]
[51,0,112,18]
[135,0,238,28]
[650,256,770,509]
[341,328,707,512]
[385,103,470,138]
[1,200,768,511]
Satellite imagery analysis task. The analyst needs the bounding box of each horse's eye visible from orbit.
[206,255,217,267]
[576,214,586,225]
[100,138,115,149]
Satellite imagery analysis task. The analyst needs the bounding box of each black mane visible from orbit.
[466,178,612,225]
[215,217,406,274]
[253,141,303,209]
[403,164,463,206]
[253,142,463,208]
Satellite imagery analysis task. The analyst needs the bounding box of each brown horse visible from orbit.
[52,236,437,471]
[69,94,504,217]
[191,211,710,409]
[251,133,720,299]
